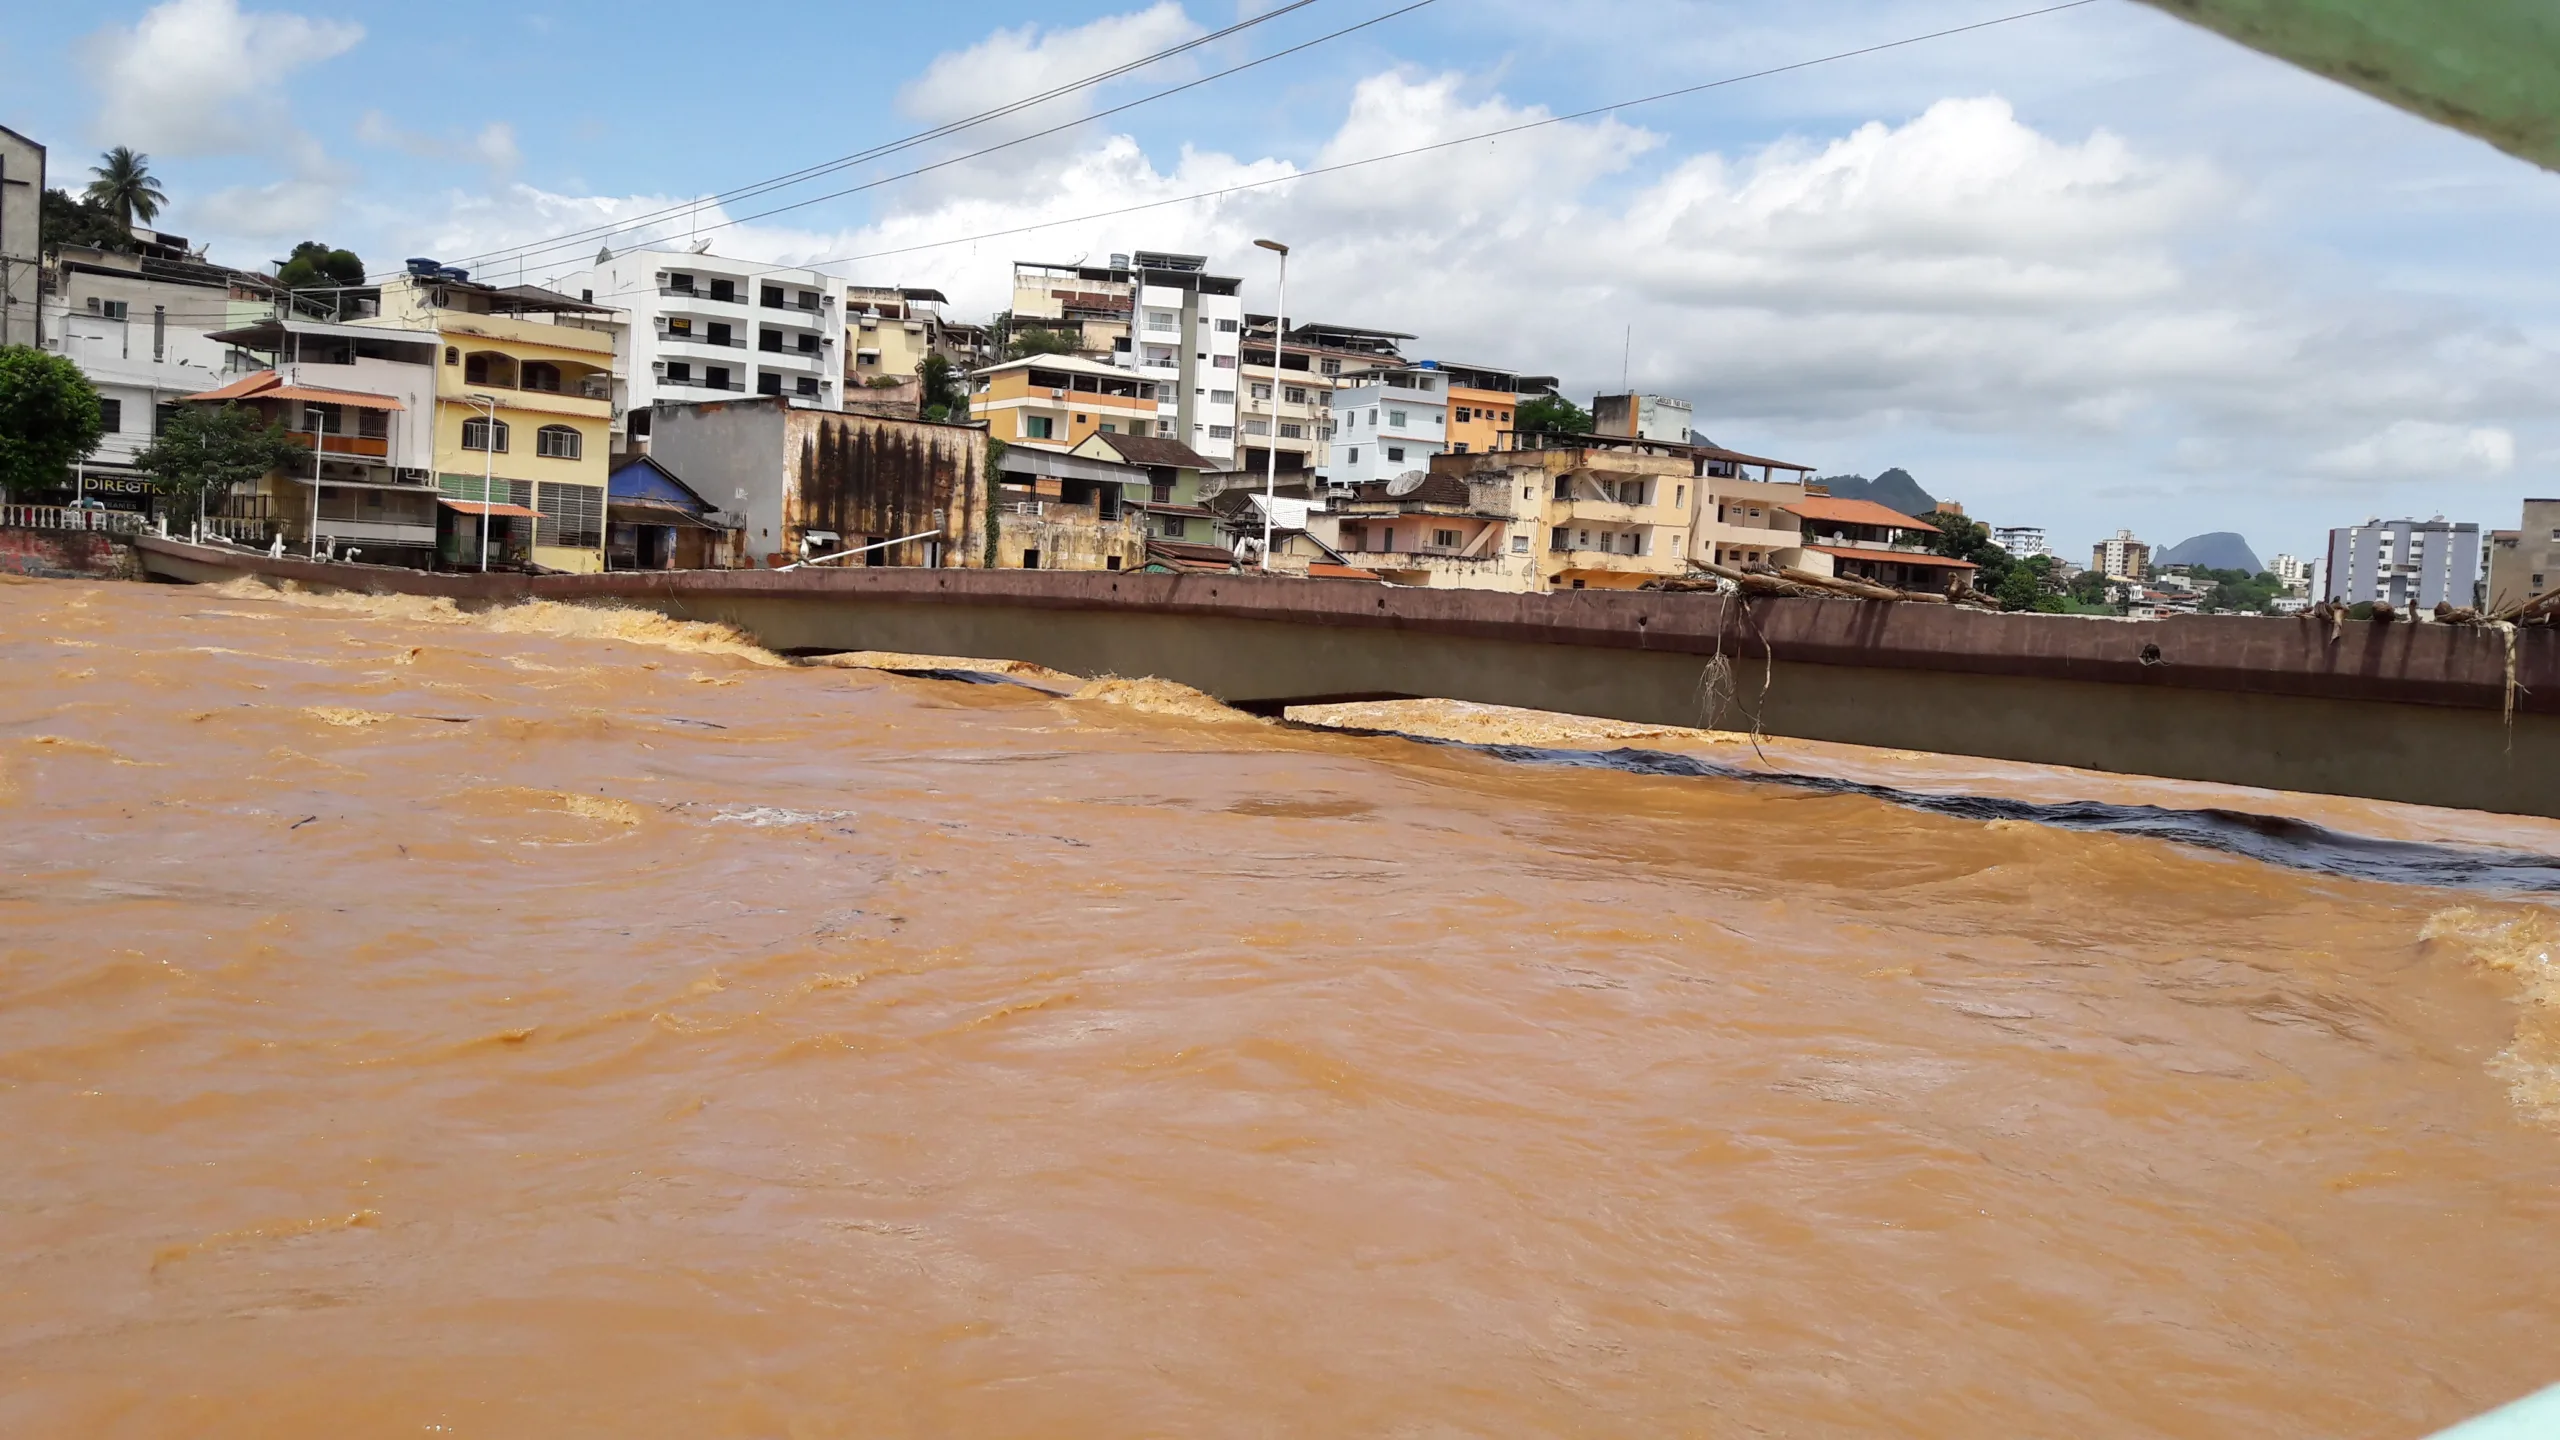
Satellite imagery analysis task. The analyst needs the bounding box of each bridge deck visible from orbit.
[133,536,2560,820]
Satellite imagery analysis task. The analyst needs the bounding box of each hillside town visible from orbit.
[0,124,2541,619]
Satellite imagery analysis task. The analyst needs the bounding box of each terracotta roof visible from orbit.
[1783,496,1940,532]
[1144,538,1240,572]
[1087,433,1213,469]
[187,369,406,411]
[1306,563,1384,582]
[1346,472,1472,508]
[1807,544,1976,570]
[1696,444,1814,471]
[439,499,537,518]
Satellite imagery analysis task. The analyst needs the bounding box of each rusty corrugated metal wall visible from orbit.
[784,412,987,567]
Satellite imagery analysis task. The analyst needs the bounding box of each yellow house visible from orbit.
[969,354,1161,449]
[367,271,623,573]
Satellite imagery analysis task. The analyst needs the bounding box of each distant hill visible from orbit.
[2156,532,2262,574]
[1814,467,1939,518]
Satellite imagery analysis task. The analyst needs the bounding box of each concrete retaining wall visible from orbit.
[1,526,137,580]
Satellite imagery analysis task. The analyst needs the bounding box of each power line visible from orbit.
[420,0,1334,280]
[477,0,1438,282]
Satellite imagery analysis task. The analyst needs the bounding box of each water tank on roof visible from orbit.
[439,266,470,283]
[405,258,441,277]
[1109,253,1130,270]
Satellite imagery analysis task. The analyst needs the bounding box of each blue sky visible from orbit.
[11,0,2558,566]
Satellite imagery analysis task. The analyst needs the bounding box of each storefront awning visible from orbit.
[439,499,537,518]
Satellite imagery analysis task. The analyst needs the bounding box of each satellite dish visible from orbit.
[1385,470,1428,496]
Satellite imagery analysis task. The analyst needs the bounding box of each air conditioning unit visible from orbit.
[651,360,667,373]
[396,467,430,484]
[1050,388,1065,398]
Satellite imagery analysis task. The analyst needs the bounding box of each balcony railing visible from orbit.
[660,330,745,348]
[660,286,748,304]
[3,504,146,534]
[659,374,747,392]
[284,431,390,457]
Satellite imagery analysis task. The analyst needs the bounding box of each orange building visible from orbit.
[969,355,1160,449]
[1432,363,1555,456]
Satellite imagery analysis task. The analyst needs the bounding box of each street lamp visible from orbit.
[466,392,501,572]
[1253,238,1288,573]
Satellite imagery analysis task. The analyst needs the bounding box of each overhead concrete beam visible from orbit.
[2136,0,2560,170]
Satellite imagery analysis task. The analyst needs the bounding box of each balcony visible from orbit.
[312,518,438,547]
[284,430,390,458]
[1556,499,1651,524]
[1554,547,1674,573]
[659,329,745,349]
[660,285,749,306]
[659,373,746,393]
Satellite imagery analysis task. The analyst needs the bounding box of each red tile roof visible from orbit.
[189,369,407,411]
[1783,496,1938,531]
[1807,544,1976,570]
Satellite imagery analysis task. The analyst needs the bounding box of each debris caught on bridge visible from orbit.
[1645,558,1960,606]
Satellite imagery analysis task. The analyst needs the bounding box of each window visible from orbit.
[1279,422,1303,439]
[1100,422,1117,434]
[99,398,124,432]
[1244,419,1270,436]
[629,410,652,439]
[1157,420,1175,437]
[1455,407,1471,422]
[757,373,784,396]
[444,346,459,366]
[709,279,737,302]
[1074,414,1088,424]
[536,424,582,460]
[1210,389,1235,405]
[1145,309,1176,332]
[706,366,732,391]
[796,290,820,309]
[1675,484,1686,508]
[796,376,819,397]
[1413,376,1435,391]
[1215,318,1238,332]
[668,317,695,337]
[1511,535,1529,555]
[1433,529,1461,549]
[1386,447,1405,463]
[760,329,783,352]
[1022,550,1041,569]
[1550,528,1569,553]
[461,416,509,453]
[1319,358,1341,376]
[1025,416,1054,439]
[761,286,785,308]
[536,481,603,549]
[360,406,389,439]
[97,299,130,321]
[1212,354,1236,370]
[797,333,820,354]
[1366,409,1378,426]
[300,403,343,434]
[1387,410,1407,428]
[1554,476,1571,500]
[1208,424,1234,439]
[1348,447,1359,464]
[1251,383,1273,401]
[521,362,561,393]
[665,361,692,382]
[1285,386,1307,404]
[1452,443,1469,454]
[705,321,733,346]
[1162,516,1187,538]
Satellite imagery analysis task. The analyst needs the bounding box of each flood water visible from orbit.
[4,573,2558,1438]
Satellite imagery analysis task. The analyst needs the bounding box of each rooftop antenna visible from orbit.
[1621,324,1631,393]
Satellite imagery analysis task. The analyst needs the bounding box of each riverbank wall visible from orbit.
[0,526,137,581]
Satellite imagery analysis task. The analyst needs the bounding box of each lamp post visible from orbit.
[1253,238,1289,573]
[467,392,501,571]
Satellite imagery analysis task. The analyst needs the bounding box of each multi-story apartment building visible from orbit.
[970,354,1160,448]
[1992,525,2050,558]
[1692,445,1819,570]
[1,124,42,348]
[2268,552,2314,594]
[2486,501,2560,611]
[36,243,283,496]
[844,284,949,382]
[1786,495,1977,592]
[1594,393,1696,444]
[1329,434,1696,591]
[365,264,623,573]
[1119,251,1244,466]
[560,248,838,454]
[1319,365,1454,487]
[2325,515,2482,609]
[1009,258,1135,359]
[1438,363,1555,457]
[2095,529,2151,581]
[183,317,444,562]
[1230,319,1424,482]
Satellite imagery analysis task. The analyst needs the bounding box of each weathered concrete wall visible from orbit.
[1,527,136,580]
[994,509,1146,572]
[786,410,985,570]
[130,536,2560,818]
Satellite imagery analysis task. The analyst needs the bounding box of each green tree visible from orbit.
[0,346,105,499]
[918,354,970,424]
[133,403,306,524]
[1919,508,2021,602]
[2067,568,2114,607]
[982,436,1006,568]
[84,146,168,232]
[276,241,369,319]
[1993,553,2066,612]
[1513,394,1592,438]
[1002,326,1077,360]
[40,189,136,254]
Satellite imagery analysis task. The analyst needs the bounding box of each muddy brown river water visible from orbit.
[3,573,2557,1437]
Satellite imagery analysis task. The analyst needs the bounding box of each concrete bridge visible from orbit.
[133,535,2560,820]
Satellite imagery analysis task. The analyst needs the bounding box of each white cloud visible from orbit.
[357,112,521,174]
[84,0,362,156]
[193,178,340,239]
[2310,421,2518,479]
[896,2,1202,127]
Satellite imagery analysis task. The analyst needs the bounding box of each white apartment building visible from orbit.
[1593,393,1695,444]
[1,124,42,348]
[1992,525,2049,558]
[38,244,280,488]
[2268,552,2313,595]
[1118,251,1244,467]
[2323,516,2482,610]
[1318,366,1451,487]
[562,248,840,451]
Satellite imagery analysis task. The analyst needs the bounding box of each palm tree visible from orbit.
[85,147,168,233]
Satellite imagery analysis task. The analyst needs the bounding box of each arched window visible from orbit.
[462,352,517,388]
[535,424,581,461]
[461,416,509,453]
[521,361,561,393]
[444,345,459,366]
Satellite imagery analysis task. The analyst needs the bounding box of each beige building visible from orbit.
[2095,528,2151,581]
[1008,259,1135,359]
[1326,434,1696,591]
[1690,445,1820,570]
[647,395,987,569]
[2487,499,2560,611]
[365,269,625,573]
[1,124,44,348]
[844,285,951,383]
